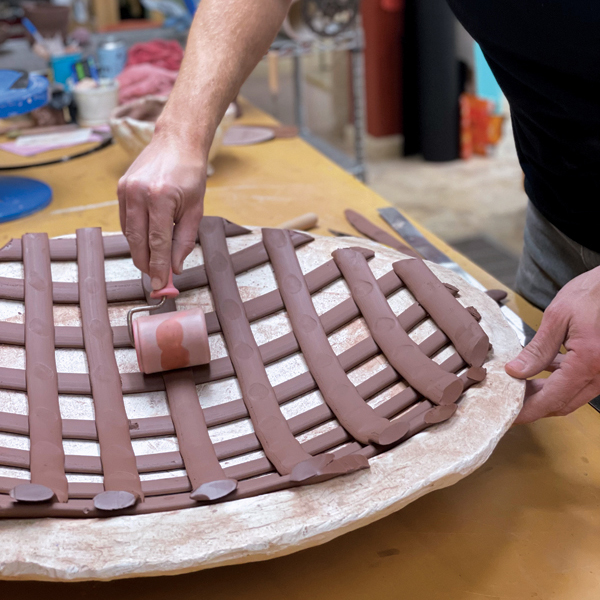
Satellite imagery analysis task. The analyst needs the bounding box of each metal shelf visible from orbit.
[268,23,367,182]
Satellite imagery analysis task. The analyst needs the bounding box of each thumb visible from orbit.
[505,308,566,379]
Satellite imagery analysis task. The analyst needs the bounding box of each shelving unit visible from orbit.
[269,24,367,182]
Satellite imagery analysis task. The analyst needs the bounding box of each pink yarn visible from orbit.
[125,39,184,71]
[116,63,178,104]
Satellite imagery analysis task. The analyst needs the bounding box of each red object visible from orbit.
[126,39,184,71]
[116,63,178,104]
[360,0,405,137]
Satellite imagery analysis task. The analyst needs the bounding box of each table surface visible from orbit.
[0,100,599,598]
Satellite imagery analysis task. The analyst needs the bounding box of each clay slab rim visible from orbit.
[0,232,524,582]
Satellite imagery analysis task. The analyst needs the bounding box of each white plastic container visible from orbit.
[73,79,119,127]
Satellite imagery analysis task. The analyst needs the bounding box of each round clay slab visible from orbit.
[222,126,275,146]
[0,230,524,581]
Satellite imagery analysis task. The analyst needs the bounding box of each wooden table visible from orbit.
[1,100,599,599]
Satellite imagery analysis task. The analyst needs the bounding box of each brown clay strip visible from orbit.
[392,258,490,367]
[0,271,455,434]
[140,274,237,502]
[0,221,250,262]
[0,249,373,347]
[263,228,408,447]
[199,217,318,475]
[204,247,374,334]
[0,363,477,514]
[0,355,478,508]
[0,328,461,477]
[20,233,68,503]
[0,329,452,466]
[0,322,131,348]
[163,370,237,501]
[171,230,312,297]
[333,248,464,405]
[76,227,143,506]
[0,232,312,304]
[344,209,421,259]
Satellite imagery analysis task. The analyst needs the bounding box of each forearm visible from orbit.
[155,0,291,156]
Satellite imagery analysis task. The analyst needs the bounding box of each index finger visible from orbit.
[117,175,128,234]
[147,197,176,290]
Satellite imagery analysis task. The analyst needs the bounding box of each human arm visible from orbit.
[505,266,600,423]
[118,0,292,290]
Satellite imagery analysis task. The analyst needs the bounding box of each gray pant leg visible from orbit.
[515,202,600,310]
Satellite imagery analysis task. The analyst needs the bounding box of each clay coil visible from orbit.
[333,248,464,405]
[199,217,327,476]
[392,258,490,367]
[0,220,250,262]
[76,227,143,505]
[0,231,312,304]
[21,233,68,503]
[263,227,408,446]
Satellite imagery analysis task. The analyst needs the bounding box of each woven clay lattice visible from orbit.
[0,217,490,518]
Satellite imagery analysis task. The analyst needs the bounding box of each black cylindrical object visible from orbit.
[415,0,459,161]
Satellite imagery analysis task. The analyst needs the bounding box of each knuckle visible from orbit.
[146,182,169,199]
[175,238,195,252]
[149,257,170,272]
[125,177,141,194]
[524,341,547,362]
[569,341,600,372]
[546,395,569,416]
[586,345,600,368]
[148,230,170,250]
[543,302,564,324]
[125,230,145,247]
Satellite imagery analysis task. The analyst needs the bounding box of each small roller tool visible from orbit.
[127,270,211,374]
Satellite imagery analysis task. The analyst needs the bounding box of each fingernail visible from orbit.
[507,358,525,371]
[151,277,162,290]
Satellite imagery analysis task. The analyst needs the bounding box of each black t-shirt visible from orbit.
[446,0,600,252]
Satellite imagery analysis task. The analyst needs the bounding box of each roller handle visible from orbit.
[276,212,319,231]
[150,268,179,299]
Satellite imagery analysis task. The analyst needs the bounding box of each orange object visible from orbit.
[459,93,503,158]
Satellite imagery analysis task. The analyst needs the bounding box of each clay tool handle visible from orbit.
[344,209,421,259]
[269,125,299,139]
[277,213,319,231]
[128,269,179,346]
[268,50,280,96]
[239,124,299,138]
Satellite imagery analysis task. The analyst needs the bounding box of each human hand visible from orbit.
[118,131,206,290]
[505,266,600,424]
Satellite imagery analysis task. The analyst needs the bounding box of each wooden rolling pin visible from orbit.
[276,213,319,231]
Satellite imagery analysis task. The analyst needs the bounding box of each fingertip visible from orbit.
[505,357,526,377]
[171,260,184,275]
